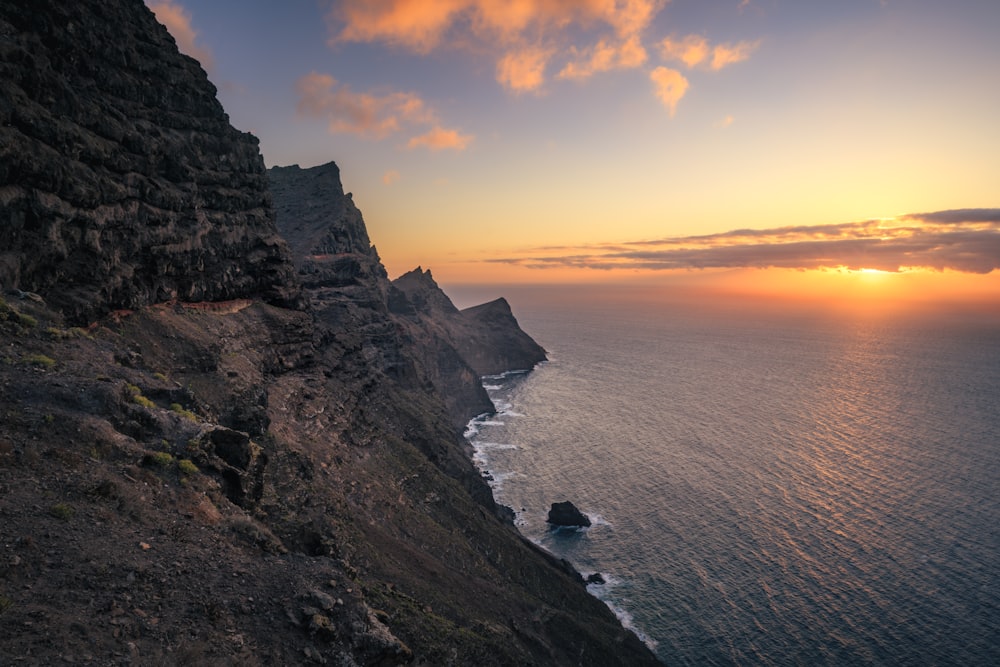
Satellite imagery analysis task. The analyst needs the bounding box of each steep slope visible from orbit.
[0,1,661,665]
[270,164,498,429]
[392,267,547,377]
[0,0,298,324]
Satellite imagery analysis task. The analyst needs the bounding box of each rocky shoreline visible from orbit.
[0,1,661,664]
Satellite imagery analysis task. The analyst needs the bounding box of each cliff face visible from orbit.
[392,268,548,377]
[0,2,659,665]
[0,0,298,324]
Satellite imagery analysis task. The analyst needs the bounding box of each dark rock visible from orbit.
[0,3,660,665]
[0,0,301,324]
[455,297,548,376]
[586,572,606,585]
[547,501,592,528]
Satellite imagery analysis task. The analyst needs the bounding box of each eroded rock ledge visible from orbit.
[0,1,659,664]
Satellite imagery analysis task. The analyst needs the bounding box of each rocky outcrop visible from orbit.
[0,0,299,324]
[456,296,548,376]
[389,266,547,422]
[0,2,660,665]
[270,166,500,429]
[548,501,593,528]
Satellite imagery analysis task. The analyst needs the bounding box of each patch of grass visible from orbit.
[146,451,174,467]
[178,458,199,475]
[48,503,75,520]
[24,353,56,369]
[153,372,169,382]
[126,383,156,408]
[16,312,37,328]
[45,326,91,340]
[0,595,13,615]
[170,403,198,422]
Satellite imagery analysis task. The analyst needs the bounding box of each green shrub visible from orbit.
[126,383,155,408]
[178,458,199,475]
[147,451,174,467]
[16,312,37,328]
[170,403,198,422]
[49,503,75,520]
[153,372,168,382]
[24,354,56,369]
[0,595,13,614]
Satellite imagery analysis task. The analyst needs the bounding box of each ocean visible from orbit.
[459,286,1000,665]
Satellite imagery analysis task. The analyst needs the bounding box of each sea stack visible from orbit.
[548,501,592,528]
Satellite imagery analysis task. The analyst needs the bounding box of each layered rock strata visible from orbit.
[0,1,660,664]
[0,0,298,324]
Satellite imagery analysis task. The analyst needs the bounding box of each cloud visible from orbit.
[296,71,471,149]
[717,114,735,127]
[658,34,759,71]
[658,34,709,68]
[497,47,552,93]
[649,67,689,116]
[330,0,664,93]
[710,40,760,70]
[383,169,401,185]
[147,1,214,70]
[329,0,665,51]
[557,35,648,81]
[407,126,474,151]
[485,210,1000,274]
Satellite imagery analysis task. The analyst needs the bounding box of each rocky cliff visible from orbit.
[0,1,660,665]
[0,0,299,324]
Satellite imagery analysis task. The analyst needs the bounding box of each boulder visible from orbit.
[547,501,591,528]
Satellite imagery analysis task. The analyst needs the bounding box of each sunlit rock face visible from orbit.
[0,0,299,324]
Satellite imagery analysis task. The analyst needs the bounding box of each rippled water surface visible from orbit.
[465,291,1000,665]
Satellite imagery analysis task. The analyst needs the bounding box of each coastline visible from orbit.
[465,366,660,655]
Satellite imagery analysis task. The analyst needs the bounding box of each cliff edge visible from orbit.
[0,1,659,665]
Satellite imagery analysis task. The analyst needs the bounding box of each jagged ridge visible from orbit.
[0,2,660,665]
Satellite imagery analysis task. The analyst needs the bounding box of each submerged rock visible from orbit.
[547,501,592,528]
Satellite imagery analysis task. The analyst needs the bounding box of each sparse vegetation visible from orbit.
[178,458,199,475]
[126,383,156,408]
[24,353,56,369]
[170,402,198,421]
[153,372,169,382]
[45,326,92,340]
[147,451,174,467]
[0,299,37,329]
[48,503,75,520]
[0,595,13,615]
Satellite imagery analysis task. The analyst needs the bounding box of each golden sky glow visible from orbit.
[152,1,1000,309]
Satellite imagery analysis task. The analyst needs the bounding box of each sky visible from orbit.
[146,0,1000,309]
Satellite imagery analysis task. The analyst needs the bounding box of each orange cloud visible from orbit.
[659,34,759,71]
[407,126,474,151]
[649,66,688,116]
[296,71,470,149]
[329,0,665,95]
[710,40,759,70]
[496,47,552,93]
[485,210,1000,274]
[557,35,647,81]
[331,0,464,53]
[658,34,709,68]
[383,169,401,184]
[147,1,214,70]
[330,0,665,49]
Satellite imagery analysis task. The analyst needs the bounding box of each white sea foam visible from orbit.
[586,575,658,651]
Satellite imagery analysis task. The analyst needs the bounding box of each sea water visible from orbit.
[462,287,1000,665]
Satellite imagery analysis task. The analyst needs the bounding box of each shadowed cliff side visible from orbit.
[393,267,548,377]
[0,2,661,664]
[0,0,299,324]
